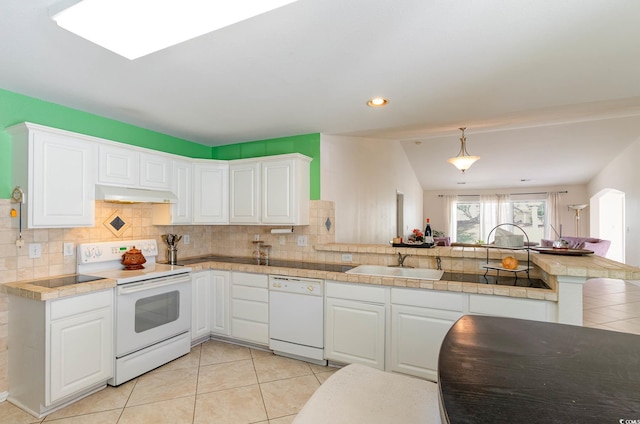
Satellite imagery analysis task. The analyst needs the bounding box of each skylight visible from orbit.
[50,0,298,60]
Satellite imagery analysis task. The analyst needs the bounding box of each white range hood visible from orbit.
[95,185,178,204]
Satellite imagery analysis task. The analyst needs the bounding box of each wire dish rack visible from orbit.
[481,223,532,286]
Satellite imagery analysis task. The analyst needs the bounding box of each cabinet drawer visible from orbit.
[232,285,268,302]
[231,319,268,345]
[232,299,269,323]
[326,281,386,304]
[469,294,551,322]
[391,287,463,311]
[232,272,268,288]
[50,290,113,321]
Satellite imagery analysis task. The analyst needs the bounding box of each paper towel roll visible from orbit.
[270,228,293,234]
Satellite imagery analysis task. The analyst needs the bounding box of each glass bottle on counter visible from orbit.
[424,218,434,244]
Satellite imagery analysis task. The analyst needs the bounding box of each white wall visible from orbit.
[423,185,589,242]
[321,134,423,243]
[588,136,640,266]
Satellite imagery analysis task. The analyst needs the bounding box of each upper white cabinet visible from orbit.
[193,159,229,224]
[8,122,96,228]
[98,144,171,190]
[229,160,261,224]
[153,158,193,225]
[229,154,311,225]
[98,144,138,186]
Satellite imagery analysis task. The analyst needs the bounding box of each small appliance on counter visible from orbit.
[162,234,182,265]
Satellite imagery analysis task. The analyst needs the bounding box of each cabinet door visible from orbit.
[49,304,113,404]
[229,161,260,224]
[31,130,96,227]
[139,152,171,189]
[98,144,139,186]
[390,305,462,381]
[191,271,212,342]
[325,297,385,370]
[261,159,295,224]
[170,159,193,224]
[211,271,230,336]
[193,161,229,224]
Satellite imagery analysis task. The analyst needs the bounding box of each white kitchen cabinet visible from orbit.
[98,144,139,186]
[261,155,310,225]
[229,160,261,224]
[193,160,229,224]
[8,290,113,417]
[469,293,555,322]
[153,158,193,225]
[230,272,269,346]
[191,271,212,343]
[139,151,171,189]
[8,122,96,228]
[390,288,464,381]
[211,270,231,336]
[324,282,386,370]
[228,154,311,225]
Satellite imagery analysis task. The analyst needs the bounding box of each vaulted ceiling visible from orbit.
[2,0,639,189]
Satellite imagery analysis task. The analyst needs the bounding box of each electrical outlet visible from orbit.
[254,234,260,241]
[297,235,308,247]
[16,239,24,248]
[279,236,286,245]
[184,235,190,245]
[63,242,74,256]
[29,243,41,259]
[341,254,353,262]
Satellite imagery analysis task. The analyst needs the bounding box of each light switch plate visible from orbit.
[29,243,41,259]
[184,235,190,245]
[341,254,353,262]
[297,235,308,247]
[63,242,74,256]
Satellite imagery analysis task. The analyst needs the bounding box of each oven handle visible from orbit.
[117,273,191,295]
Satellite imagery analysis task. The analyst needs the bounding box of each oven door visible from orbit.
[115,273,191,357]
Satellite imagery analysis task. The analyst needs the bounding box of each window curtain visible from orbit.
[443,195,457,239]
[479,194,512,242]
[546,191,562,239]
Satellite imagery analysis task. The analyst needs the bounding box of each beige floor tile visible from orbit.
[269,415,297,424]
[44,380,135,421]
[118,396,195,424]
[315,369,338,384]
[127,367,198,407]
[253,355,313,383]
[41,409,121,424]
[199,340,252,366]
[150,344,201,374]
[251,347,273,358]
[194,385,267,424]
[260,374,320,419]
[197,359,257,394]
[599,318,640,335]
[0,402,43,424]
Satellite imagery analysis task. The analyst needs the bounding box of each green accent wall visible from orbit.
[0,88,321,200]
[212,134,321,200]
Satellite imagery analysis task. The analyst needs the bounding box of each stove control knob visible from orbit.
[95,247,102,257]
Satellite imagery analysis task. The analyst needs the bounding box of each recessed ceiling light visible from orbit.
[367,97,389,107]
[50,0,299,60]
[457,182,466,185]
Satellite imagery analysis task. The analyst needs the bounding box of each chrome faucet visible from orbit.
[397,252,412,268]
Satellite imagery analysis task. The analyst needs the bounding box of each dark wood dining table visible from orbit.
[438,315,640,424]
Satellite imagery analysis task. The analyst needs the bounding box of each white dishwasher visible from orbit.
[269,275,327,365]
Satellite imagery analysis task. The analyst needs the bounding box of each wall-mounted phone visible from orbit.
[10,187,25,248]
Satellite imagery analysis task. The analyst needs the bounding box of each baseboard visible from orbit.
[0,391,7,402]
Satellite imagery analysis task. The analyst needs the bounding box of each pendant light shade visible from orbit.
[448,127,479,173]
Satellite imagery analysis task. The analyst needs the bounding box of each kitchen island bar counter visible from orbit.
[439,315,640,424]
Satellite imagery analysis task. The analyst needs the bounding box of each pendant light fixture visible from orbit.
[448,127,480,173]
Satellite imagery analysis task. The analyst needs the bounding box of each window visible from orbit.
[452,197,547,244]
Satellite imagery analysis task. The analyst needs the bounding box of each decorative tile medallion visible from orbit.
[104,209,131,237]
[325,217,332,232]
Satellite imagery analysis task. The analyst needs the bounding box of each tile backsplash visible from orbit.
[0,199,335,395]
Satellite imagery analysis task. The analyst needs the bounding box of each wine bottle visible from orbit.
[424,218,434,244]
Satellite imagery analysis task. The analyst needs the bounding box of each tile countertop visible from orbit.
[2,274,116,301]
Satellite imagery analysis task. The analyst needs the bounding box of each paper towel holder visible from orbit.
[270,226,294,234]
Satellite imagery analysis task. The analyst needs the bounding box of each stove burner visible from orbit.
[28,274,104,288]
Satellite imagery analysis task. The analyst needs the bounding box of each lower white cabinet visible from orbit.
[211,270,231,336]
[324,282,386,370]
[231,272,269,345]
[191,271,212,342]
[8,290,114,417]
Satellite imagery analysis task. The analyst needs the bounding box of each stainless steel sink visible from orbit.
[345,265,444,280]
